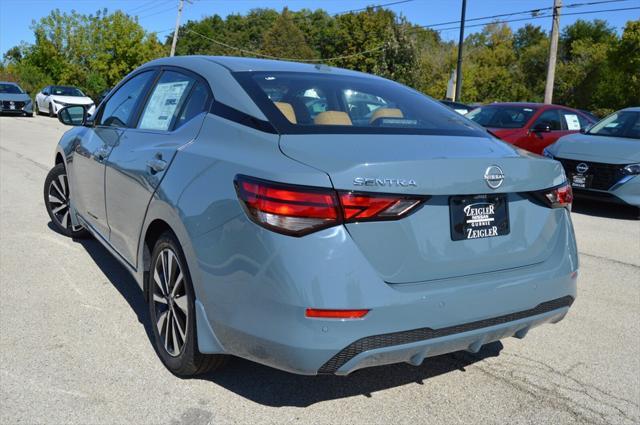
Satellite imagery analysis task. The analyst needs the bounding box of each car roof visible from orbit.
[619,106,640,112]
[143,55,384,80]
[486,102,564,108]
[0,81,20,86]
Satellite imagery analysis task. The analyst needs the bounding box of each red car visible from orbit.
[466,103,597,154]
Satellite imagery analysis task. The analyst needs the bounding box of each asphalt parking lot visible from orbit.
[0,115,638,425]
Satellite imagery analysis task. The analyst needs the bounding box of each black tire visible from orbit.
[48,103,54,117]
[148,231,227,376]
[44,163,89,238]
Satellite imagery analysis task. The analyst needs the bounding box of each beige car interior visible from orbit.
[369,108,404,123]
[272,102,404,126]
[314,111,353,125]
[274,102,297,124]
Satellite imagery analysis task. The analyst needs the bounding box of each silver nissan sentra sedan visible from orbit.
[44,56,578,376]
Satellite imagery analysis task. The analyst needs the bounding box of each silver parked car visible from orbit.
[0,81,33,116]
[44,56,578,376]
[545,107,640,212]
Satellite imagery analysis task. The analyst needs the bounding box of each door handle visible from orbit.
[95,147,109,162]
[147,158,167,174]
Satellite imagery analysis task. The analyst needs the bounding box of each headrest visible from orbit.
[369,108,404,124]
[274,102,297,124]
[314,111,352,126]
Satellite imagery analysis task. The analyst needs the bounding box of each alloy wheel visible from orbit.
[47,172,83,232]
[152,248,189,357]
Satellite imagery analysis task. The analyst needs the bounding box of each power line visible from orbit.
[336,0,415,15]
[128,0,174,16]
[127,1,157,14]
[183,28,387,63]
[428,6,640,33]
[138,5,179,20]
[417,0,634,30]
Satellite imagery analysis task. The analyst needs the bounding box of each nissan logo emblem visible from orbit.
[576,162,589,174]
[484,165,505,189]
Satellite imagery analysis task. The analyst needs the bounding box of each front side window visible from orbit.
[466,106,537,129]
[589,111,640,140]
[533,109,562,131]
[560,110,583,131]
[234,71,484,136]
[51,86,85,97]
[99,71,155,128]
[0,83,24,94]
[138,71,196,131]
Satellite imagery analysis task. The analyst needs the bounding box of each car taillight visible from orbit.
[530,182,573,209]
[339,192,423,221]
[235,175,426,236]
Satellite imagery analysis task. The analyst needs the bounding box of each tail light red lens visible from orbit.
[530,182,573,209]
[235,175,426,236]
[305,308,369,319]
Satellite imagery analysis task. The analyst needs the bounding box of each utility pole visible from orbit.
[454,0,467,102]
[544,0,562,104]
[170,0,186,57]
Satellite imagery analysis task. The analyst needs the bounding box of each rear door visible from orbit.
[104,68,212,267]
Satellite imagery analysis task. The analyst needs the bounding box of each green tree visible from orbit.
[261,8,316,60]
[462,23,528,103]
[5,8,165,98]
[514,24,546,55]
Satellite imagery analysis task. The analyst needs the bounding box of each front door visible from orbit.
[72,69,158,241]
[70,126,120,237]
[105,70,211,267]
[522,108,565,154]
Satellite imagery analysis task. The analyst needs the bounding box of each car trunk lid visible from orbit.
[280,134,567,282]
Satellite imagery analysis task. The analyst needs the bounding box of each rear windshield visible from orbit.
[233,71,485,136]
[0,83,24,94]
[466,105,538,129]
[52,86,85,97]
[588,111,640,140]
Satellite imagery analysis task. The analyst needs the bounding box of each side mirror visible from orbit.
[532,122,551,133]
[58,105,87,126]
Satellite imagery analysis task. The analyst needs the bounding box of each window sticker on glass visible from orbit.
[139,81,190,130]
[564,114,581,130]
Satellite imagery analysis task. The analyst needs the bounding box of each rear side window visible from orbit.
[100,71,155,128]
[466,106,537,129]
[138,71,198,131]
[534,109,562,131]
[234,71,485,136]
[174,82,210,130]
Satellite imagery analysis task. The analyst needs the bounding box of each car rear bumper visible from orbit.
[193,210,578,375]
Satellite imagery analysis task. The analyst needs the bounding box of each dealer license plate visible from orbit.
[450,194,509,241]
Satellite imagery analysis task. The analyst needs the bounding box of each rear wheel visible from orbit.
[148,231,226,376]
[44,163,89,238]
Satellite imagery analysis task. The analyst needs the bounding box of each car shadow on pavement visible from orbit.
[50,223,155,343]
[48,221,503,407]
[197,343,503,407]
[572,199,639,220]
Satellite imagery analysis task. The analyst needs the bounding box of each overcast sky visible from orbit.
[1,0,637,54]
